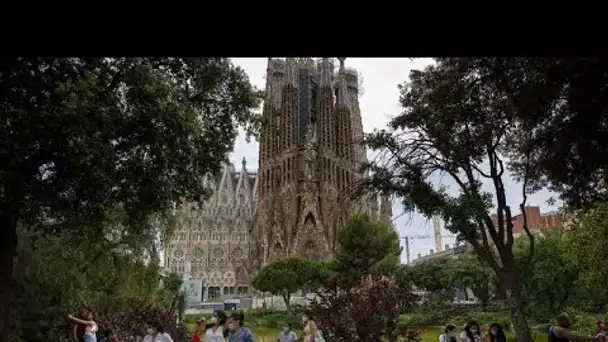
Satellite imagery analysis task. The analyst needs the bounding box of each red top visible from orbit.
[191,330,201,342]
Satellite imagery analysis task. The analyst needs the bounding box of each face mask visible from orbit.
[283,327,289,333]
[228,323,234,330]
[210,317,218,324]
[147,328,155,335]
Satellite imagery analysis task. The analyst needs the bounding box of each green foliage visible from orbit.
[1,57,263,231]
[397,259,452,295]
[333,213,400,283]
[363,58,559,341]
[446,254,497,310]
[12,226,170,341]
[567,203,608,310]
[514,230,578,320]
[0,57,263,339]
[251,257,328,307]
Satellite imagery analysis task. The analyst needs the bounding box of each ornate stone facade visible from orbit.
[164,159,258,298]
[251,57,393,268]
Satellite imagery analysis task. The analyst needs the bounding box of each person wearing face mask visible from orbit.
[439,324,457,342]
[460,321,483,342]
[192,317,206,342]
[484,323,506,342]
[227,311,253,342]
[302,313,325,342]
[548,312,601,342]
[277,323,297,342]
[204,312,227,342]
[142,321,174,342]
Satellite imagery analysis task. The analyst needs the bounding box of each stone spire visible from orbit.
[285,58,298,87]
[336,58,349,108]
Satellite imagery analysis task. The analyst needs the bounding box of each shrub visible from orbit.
[311,276,420,342]
[79,303,189,342]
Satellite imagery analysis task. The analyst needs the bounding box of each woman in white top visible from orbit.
[203,311,226,342]
[460,321,483,342]
[302,314,324,342]
[68,312,98,342]
[143,320,174,342]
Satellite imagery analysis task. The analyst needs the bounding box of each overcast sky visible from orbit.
[229,58,559,264]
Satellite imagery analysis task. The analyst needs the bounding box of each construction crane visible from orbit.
[399,234,456,264]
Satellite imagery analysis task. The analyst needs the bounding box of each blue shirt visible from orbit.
[228,327,253,342]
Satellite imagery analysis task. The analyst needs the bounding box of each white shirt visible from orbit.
[459,330,483,342]
[203,327,225,342]
[142,332,174,342]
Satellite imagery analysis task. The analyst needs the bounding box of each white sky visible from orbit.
[229,58,559,264]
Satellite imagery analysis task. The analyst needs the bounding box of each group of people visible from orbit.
[190,310,253,342]
[190,311,322,342]
[439,321,506,342]
[439,313,608,342]
[68,310,174,342]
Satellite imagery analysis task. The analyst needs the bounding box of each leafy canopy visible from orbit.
[333,213,401,282]
[251,256,328,306]
[0,57,263,232]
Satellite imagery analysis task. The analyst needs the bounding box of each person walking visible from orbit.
[302,313,324,342]
[143,320,174,342]
[192,317,206,342]
[277,323,297,342]
[548,313,600,342]
[226,311,253,342]
[439,324,457,342]
[204,311,227,342]
[460,321,483,342]
[485,323,506,342]
[68,312,98,342]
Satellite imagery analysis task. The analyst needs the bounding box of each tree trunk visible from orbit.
[282,292,290,310]
[0,208,18,342]
[506,280,533,342]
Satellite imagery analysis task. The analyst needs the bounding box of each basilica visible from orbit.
[164,58,392,298]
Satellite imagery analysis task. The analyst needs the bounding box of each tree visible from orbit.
[251,257,328,308]
[446,254,496,311]
[0,57,263,341]
[363,58,542,342]
[311,277,421,342]
[12,223,165,341]
[396,259,452,297]
[566,202,608,311]
[491,59,608,210]
[333,213,401,284]
[513,230,577,319]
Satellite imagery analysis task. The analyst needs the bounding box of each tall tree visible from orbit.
[251,257,328,308]
[0,57,263,341]
[363,58,544,342]
[333,213,401,284]
[496,58,608,210]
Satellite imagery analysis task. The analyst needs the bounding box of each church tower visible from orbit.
[250,57,392,267]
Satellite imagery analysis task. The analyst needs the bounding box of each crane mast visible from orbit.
[433,215,443,252]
